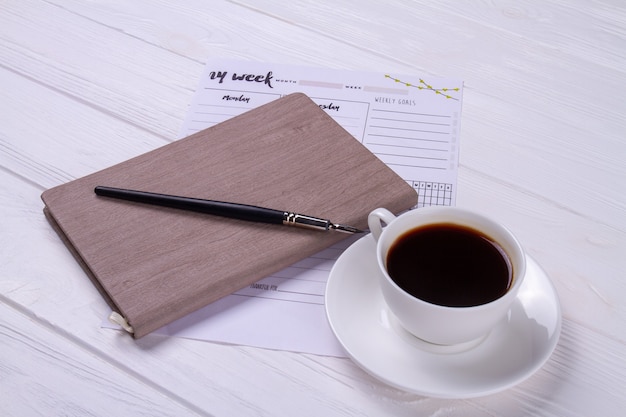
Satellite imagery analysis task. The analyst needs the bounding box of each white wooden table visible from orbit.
[1,1,625,416]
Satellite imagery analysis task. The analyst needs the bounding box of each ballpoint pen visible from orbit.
[94,186,364,234]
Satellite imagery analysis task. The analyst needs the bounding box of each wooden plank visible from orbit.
[0,65,168,188]
[405,0,626,70]
[0,300,205,417]
[0,0,198,139]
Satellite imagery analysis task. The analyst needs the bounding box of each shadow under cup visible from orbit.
[369,207,526,346]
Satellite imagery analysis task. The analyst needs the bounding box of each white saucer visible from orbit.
[325,234,561,399]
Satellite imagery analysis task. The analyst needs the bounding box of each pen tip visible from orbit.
[332,224,365,234]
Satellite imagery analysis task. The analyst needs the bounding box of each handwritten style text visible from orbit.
[208,70,274,88]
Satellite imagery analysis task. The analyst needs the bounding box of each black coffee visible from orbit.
[386,223,512,307]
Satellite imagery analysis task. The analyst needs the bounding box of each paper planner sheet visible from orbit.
[105,60,464,356]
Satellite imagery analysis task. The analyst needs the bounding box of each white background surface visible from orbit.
[1,1,625,416]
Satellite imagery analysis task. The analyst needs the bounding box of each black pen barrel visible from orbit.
[94,186,285,224]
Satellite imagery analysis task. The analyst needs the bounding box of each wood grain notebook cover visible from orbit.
[41,93,417,338]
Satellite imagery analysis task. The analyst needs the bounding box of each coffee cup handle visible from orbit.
[368,208,397,242]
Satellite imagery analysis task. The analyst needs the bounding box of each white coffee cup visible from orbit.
[368,207,526,346]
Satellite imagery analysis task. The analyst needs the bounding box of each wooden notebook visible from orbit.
[41,93,417,338]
